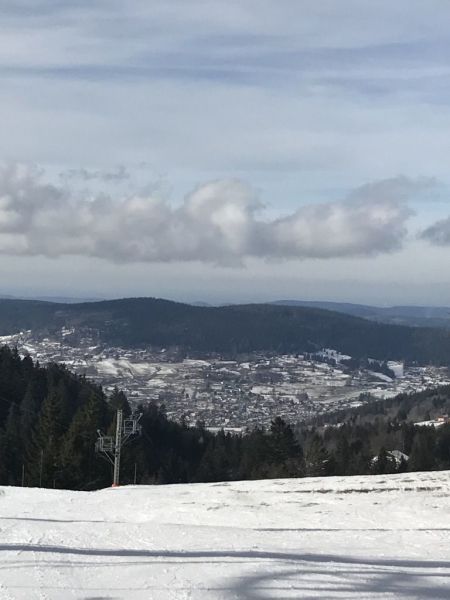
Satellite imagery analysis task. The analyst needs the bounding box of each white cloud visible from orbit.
[0,164,425,264]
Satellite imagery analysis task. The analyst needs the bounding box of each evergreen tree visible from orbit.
[60,391,110,489]
[194,431,232,482]
[409,429,436,471]
[20,380,42,442]
[239,427,271,479]
[1,402,22,485]
[109,387,131,415]
[334,435,350,475]
[435,424,450,468]
[371,447,396,474]
[268,417,304,477]
[28,388,66,487]
[305,434,334,476]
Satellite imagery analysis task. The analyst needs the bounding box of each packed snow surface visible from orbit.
[1,471,450,599]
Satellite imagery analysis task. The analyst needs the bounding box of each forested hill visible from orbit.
[272,300,450,329]
[1,297,450,363]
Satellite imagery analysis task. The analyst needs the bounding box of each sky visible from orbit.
[1,0,450,305]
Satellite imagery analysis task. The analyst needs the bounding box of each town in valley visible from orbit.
[2,327,449,429]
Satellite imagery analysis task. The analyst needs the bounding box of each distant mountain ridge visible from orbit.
[0,294,102,304]
[272,300,450,328]
[1,297,450,364]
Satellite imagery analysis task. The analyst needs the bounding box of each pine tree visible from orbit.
[27,388,66,487]
[268,417,304,477]
[334,435,350,475]
[409,430,436,471]
[239,427,271,479]
[60,391,110,489]
[371,447,393,474]
[20,381,41,452]
[269,417,299,461]
[109,387,131,415]
[305,434,334,477]
[2,402,22,485]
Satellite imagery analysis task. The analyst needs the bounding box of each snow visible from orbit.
[183,359,211,367]
[367,370,394,383]
[388,361,405,378]
[95,359,159,378]
[1,471,450,598]
[318,348,352,362]
[371,450,409,466]
[414,419,448,428]
[389,449,410,464]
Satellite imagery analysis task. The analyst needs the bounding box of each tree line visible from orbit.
[0,346,449,489]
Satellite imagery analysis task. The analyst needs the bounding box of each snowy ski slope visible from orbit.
[1,471,450,599]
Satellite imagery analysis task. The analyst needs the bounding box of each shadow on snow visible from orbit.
[1,544,450,598]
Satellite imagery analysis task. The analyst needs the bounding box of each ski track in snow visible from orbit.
[1,471,450,599]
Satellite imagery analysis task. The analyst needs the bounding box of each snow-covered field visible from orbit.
[1,471,450,599]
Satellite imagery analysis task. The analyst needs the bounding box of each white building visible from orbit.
[388,361,404,378]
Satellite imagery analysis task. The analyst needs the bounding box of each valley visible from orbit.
[2,328,449,428]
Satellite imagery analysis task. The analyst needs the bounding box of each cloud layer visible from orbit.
[2,0,450,186]
[0,164,425,264]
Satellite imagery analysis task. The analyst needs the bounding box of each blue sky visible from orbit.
[1,0,450,304]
